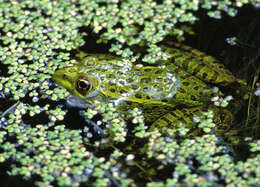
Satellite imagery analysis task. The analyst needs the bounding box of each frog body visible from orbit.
[52,43,238,129]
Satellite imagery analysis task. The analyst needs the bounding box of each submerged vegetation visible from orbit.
[0,0,260,186]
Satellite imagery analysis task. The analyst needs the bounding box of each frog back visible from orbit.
[78,53,180,107]
[76,52,218,107]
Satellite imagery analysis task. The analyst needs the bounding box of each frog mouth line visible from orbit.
[66,95,94,109]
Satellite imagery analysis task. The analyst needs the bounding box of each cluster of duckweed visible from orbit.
[0,0,83,104]
[1,0,260,186]
[209,87,234,107]
[0,0,259,102]
[145,119,260,186]
[1,102,260,186]
[0,103,135,186]
[193,110,216,133]
[81,102,128,143]
[86,0,260,63]
[0,123,135,186]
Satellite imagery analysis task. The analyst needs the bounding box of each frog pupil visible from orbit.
[79,80,87,88]
[76,78,91,95]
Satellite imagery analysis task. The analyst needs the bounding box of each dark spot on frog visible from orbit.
[181,118,189,124]
[135,93,142,99]
[174,68,181,74]
[141,77,151,83]
[156,78,162,82]
[110,88,116,93]
[164,78,173,84]
[155,69,163,74]
[209,73,217,82]
[194,108,201,113]
[120,89,128,94]
[153,85,163,92]
[100,84,106,89]
[169,110,178,117]
[131,85,139,90]
[126,78,134,83]
[82,54,91,58]
[119,80,125,85]
[162,99,168,102]
[143,87,150,92]
[144,68,152,72]
[217,63,224,69]
[190,95,196,100]
[86,60,95,66]
[182,81,190,86]
[185,56,193,63]
[135,69,144,76]
[172,53,183,59]
[151,95,160,99]
[159,116,171,125]
[198,57,204,62]
[99,75,105,81]
[108,81,116,86]
[106,74,116,78]
[117,71,124,75]
[178,60,188,69]
[202,72,208,79]
[193,64,203,74]
[178,87,185,93]
[194,86,199,90]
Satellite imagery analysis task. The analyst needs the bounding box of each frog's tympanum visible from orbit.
[52,42,241,133]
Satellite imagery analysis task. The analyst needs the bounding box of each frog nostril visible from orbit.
[62,74,69,80]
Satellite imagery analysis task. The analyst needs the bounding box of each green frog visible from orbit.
[52,42,240,132]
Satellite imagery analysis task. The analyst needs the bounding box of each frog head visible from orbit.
[52,66,99,99]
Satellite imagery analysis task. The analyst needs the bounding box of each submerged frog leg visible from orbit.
[162,42,237,86]
[151,107,202,129]
[151,106,233,137]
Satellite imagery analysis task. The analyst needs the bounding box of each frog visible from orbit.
[52,42,240,133]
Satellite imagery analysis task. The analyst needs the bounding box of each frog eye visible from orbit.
[76,77,92,95]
